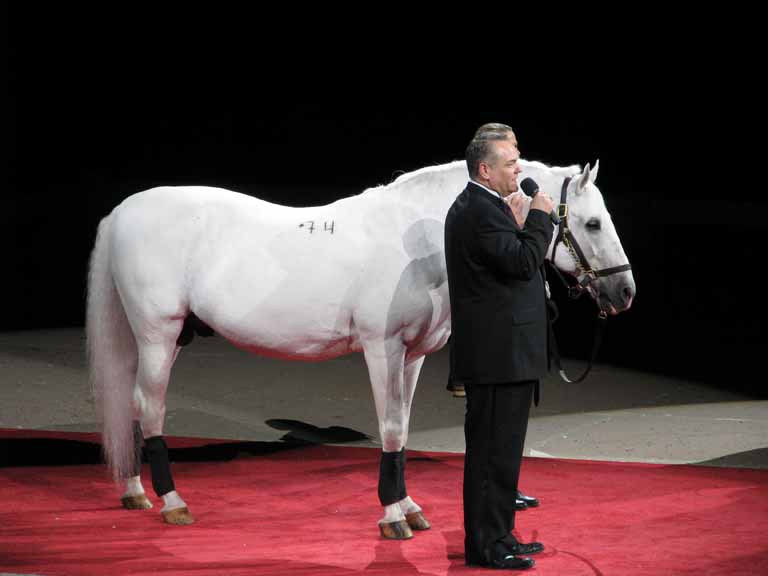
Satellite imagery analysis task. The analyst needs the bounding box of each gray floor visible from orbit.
[1,329,766,469]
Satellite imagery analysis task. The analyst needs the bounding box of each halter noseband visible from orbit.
[550,176,633,317]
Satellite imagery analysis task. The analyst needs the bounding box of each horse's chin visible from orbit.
[597,294,615,315]
[609,299,633,315]
[598,293,632,316]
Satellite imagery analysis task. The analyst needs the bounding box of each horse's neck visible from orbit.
[517,161,581,220]
[373,160,470,218]
[374,159,579,220]
[519,161,580,200]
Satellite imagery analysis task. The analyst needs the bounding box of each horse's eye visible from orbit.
[586,218,601,231]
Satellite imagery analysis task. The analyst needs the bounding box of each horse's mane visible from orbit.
[362,159,582,195]
[521,160,582,178]
[361,161,466,195]
[389,160,467,187]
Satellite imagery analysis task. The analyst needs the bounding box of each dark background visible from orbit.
[3,7,763,395]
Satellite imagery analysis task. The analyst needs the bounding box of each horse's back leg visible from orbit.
[121,345,183,511]
[120,421,153,510]
[363,342,429,538]
[134,325,194,525]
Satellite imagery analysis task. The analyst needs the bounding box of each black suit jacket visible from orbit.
[445,182,554,384]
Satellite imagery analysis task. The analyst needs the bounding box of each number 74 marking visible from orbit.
[299,220,335,234]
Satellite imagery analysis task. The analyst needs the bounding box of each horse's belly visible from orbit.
[197,283,361,361]
[228,332,358,361]
[190,215,366,360]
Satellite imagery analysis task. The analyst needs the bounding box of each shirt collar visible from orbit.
[470,179,504,200]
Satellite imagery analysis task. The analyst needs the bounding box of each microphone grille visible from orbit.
[520,178,539,197]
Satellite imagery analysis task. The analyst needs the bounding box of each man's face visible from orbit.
[482,139,521,197]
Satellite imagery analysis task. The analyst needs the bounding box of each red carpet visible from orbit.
[1,430,767,575]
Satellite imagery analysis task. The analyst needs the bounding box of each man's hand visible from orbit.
[530,192,555,216]
[504,192,526,228]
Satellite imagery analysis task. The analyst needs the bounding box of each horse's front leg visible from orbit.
[364,342,429,539]
[394,355,430,532]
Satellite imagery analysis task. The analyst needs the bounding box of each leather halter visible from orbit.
[544,175,633,385]
[550,177,632,318]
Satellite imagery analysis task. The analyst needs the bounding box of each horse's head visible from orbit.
[551,160,635,315]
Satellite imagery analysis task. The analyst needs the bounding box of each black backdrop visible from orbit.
[4,6,763,395]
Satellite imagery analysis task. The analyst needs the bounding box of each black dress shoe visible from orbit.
[490,554,535,570]
[514,498,528,511]
[516,490,539,508]
[466,542,537,571]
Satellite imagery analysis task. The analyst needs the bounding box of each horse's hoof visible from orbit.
[405,511,431,531]
[162,506,195,525]
[121,494,153,510]
[379,519,413,540]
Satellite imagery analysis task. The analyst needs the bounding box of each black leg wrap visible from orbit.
[131,421,143,477]
[378,448,407,506]
[144,436,175,497]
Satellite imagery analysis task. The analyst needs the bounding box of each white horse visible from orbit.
[86,158,634,538]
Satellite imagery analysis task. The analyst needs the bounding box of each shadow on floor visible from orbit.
[265,418,371,444]
[694,447,768,469]
[0,420,371,467]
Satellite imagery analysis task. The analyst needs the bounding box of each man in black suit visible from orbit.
[447,124,542,514]
[445,124,555,570]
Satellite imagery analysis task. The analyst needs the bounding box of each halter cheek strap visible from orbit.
[551,177,632,309]
[546,175,632,384]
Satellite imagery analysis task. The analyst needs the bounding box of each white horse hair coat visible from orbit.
[87,158,634,529]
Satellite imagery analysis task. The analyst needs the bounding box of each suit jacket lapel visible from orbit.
[466,182,521,231]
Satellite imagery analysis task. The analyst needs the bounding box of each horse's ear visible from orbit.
[577,162,592,191]
[591,159,600,182]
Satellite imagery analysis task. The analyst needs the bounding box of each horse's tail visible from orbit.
[86,213,138,481]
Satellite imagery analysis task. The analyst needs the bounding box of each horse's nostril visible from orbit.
[621,284,634,305]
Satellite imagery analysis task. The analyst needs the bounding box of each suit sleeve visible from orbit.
[475,207,555,281]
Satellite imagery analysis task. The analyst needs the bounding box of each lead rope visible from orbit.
[544,261,608,383]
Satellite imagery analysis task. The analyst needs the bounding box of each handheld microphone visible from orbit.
[520,177,560,225]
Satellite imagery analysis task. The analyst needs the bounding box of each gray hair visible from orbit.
[474,123,515,139]
[465,123,516,179]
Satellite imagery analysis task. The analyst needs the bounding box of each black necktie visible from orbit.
[499,197,513,217]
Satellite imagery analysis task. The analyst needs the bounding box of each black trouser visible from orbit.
[464,380,535,565]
